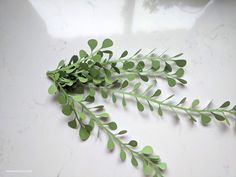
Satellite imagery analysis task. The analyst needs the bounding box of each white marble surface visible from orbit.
[0,0,236,177]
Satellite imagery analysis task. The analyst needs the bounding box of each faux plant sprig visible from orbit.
[47,39,236,177]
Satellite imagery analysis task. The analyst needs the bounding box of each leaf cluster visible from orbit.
[47,39,236,177]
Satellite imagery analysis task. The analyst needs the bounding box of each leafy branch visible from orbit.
[51,83,166,177]
[110,84,236,125]
[47,38,235,177]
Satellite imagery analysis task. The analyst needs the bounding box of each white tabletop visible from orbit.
[0,0,236,177]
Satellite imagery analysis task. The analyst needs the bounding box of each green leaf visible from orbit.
[232,105,236,111]
[80,62,89,70]
[54,73,60,81]
[88,39,98,51]
[62,104,72,116]
[152,89,161,97]
[151,60,160,70]
[92,54,102,62]
[123,61,135,70]
[127,74,136,81]
[65,67,76,74]
[172,53,183,58]
[128,140,138,147]
[141,145,153,155]
[212,112,226,121]
[143,163,152,176]
[92,105,104,111]
[108,122,117,130]
[79,127,90,141]
[101,88,108,99]
[48,84,57,94]
[68,119,77,129]
[167,77,176,87]
[163,94,175,102]
[158,106,163,116]
[89,88,95,97]
[176,97,186,106]
[133,49,142,56]
[57,60,65,68]
[150,155,160,163]
[120,50,128,58]
[175,68,184,78]
[112,93,117,103]
[69,55,78,64]
[102,38,113,48]
[85,95,95,103]
[117,130,127,135]
[164,62,172,73]
[174,60,187,67]
[103,68,111,78]
[122,95,126,107]
[137,99,144,112]
[57,93,67,104]
[158,162,167,170]
[201,114,211,126]
[131,156,138,167]
[133,82,141,91]
[220,101,230,108]
[177,78,187,85]
[148,101,153,111]
[89,68,100,78]
[120,149,126,161]
[99,112,109,118]
[78,112,86,120]
[121,80,129,89]
[73,95,84,102]
[78,76,88,83]
[192,99,200,108]
[112,65,120,74]
[136,61,145,71]
[79,49,88,58]
[140,75,149,82]
[102,50,113,59]
[107,137,115,151]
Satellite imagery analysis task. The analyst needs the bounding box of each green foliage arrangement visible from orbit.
[47,38,236,177]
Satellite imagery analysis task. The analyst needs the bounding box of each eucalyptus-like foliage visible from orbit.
[47,39,236,177]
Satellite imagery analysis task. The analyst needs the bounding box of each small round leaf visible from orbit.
[108,122,117,130]
[128,140,138,147]
[88,39,98,51]
[120,149,126,161]
[158,162,167,170]
[220,101,230,108]
[102,38,113,48]
[79,127,90,141]
[48,84,57,95]
[68,119,77,129]
[174,60,187,67]
[141,145,153,155]
[167,78,176,87]
[62,104,72,116]
[131,156,138,167]
[137,100,144,112]
[192,99,200,108]
[201,114,211,126]
[107,138,115,151]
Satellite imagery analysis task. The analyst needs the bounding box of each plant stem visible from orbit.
[113,90,236,118]
[104,55,170,66]
[116,68,174,79]
[79,102,162,174]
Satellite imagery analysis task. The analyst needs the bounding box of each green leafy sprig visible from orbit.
[47,39,236,177]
